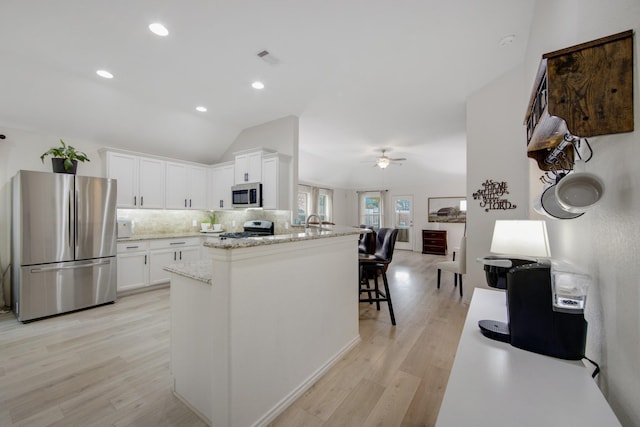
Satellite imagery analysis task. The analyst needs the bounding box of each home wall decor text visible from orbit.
[473,179,517,212]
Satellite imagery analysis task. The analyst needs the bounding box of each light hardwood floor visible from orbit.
[0,251,468,427]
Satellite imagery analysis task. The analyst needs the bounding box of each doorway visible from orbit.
[392,195,413,251]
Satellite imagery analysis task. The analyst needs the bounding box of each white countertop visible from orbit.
[436,288,620,426]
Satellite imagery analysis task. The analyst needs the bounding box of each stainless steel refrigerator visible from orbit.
[11,170,117,322]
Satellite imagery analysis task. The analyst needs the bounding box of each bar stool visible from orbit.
[359,228,399,325]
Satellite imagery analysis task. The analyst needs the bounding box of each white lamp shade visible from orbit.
[490,220,551,258]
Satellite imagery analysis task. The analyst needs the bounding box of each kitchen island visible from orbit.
[166,227,364,427]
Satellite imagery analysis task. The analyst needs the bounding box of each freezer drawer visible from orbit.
[16,257,116,322]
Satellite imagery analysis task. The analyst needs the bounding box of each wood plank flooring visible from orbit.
[0,251,468,427]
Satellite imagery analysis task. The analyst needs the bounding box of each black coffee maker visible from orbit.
[479,260,588,360]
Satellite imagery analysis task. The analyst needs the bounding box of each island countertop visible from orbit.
[202,226,366,249]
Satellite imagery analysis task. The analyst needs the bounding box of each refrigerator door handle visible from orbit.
[69,191,73,248]
[75,190,79,250]
[30,259,112,273]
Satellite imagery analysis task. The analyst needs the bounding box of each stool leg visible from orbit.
[373,269,381,310]
[454,273,458,287]
[459,275,463,297]
[437,269,441,289]
[359,266,372,303]
[381,270,396,326]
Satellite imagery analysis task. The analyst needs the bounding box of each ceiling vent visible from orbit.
[257,50,280,65]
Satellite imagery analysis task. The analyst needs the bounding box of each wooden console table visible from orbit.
[436,288,620,426]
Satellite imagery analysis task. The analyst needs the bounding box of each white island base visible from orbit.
[168,231,361,427]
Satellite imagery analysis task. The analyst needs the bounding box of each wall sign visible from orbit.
[473,179,517,212]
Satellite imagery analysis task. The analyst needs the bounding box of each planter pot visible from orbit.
[51,158,77,174]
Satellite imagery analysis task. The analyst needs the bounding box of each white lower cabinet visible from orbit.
[116,237,202,291]
[116,241,149,292]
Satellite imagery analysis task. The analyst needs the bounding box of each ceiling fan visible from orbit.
[370,150,406,169]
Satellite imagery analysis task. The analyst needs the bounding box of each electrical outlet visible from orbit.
[192,219,197,227]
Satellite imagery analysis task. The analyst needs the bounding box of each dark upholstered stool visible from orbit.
[358,228,399,325]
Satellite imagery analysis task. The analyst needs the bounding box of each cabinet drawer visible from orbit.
[149,237,201,249]
[117,241,149,253]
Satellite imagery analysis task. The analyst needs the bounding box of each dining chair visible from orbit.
[436,236,466,297]
[359,228,399,325]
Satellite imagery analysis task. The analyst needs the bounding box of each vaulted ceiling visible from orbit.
[0,0,535,188]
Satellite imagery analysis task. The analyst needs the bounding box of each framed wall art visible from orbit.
[428,196,467,223]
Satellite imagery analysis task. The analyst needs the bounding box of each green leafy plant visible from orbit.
[40,139,90,172]
[207,211,217,224]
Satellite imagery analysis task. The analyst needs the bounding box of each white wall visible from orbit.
[524,1,640,425]
[465,65,531,301]
[219,115,298,160]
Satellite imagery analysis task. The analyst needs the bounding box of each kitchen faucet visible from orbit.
[305,214,324,232]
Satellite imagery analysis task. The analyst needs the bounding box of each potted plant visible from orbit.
[40,139,90,174]
[208,211,222,231]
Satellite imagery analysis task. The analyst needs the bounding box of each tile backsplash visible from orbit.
[117,209,292,235]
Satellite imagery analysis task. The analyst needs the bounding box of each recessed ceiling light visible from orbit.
[149,22,169,37]
[195,106,207,112]
[499,34,516,47]
[251,81,265,90]
[96,70,114,79]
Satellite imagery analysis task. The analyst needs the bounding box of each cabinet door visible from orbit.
[165,162,189,209]
[187,166,208,209]
[261,154,291,210]
[107,152,138,208]
[149,248,176,285]
[117,251,148,291]
[211,163,235,209]
[234,152,262,184]
[138,158,165,208]
[262,157,278,210]
[179,246,200,263]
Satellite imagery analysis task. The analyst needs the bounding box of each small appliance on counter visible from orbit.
[117,217,132,238]
[477,220,588,360]
[219,220,274,238]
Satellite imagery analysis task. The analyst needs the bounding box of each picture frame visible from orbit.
[428,196,467,223]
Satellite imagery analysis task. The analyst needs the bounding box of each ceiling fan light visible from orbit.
[377,158,390,168]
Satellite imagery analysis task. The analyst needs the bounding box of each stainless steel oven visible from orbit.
[231,183,262,208]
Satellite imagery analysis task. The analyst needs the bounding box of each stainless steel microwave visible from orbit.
[231,183,262,208]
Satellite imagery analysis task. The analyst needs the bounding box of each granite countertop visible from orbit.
[165,260,213,284]
[203,226,365,249]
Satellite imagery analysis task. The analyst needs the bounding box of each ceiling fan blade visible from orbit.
[389,157,407,161]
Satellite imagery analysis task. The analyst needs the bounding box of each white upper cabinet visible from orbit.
[210,162,235,210]
[166,162,208,209]
[106,152,165,208]
[262,153,291,210]
[234,151,263,184]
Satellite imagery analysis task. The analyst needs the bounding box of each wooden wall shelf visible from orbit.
[525,30,634,170]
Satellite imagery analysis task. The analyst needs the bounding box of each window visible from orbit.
[297,184,334,224]
[318,188,333,222]
[297,189,311,224]
[359,191,384,229]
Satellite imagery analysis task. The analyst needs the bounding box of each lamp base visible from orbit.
[478,319,510,343]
